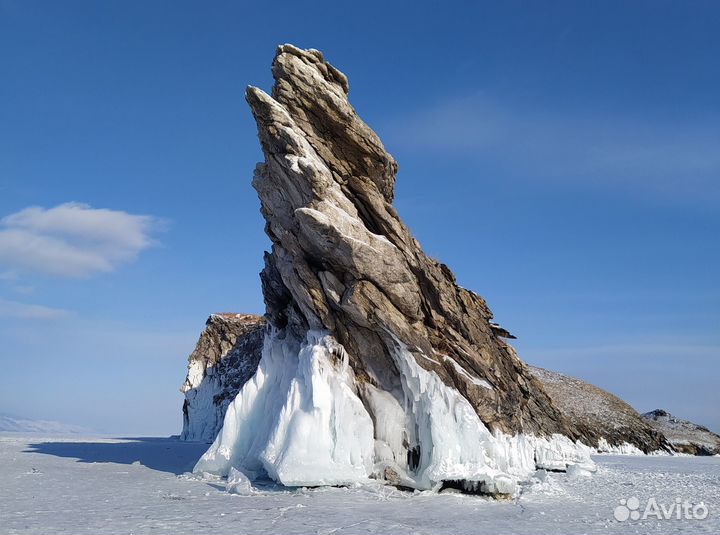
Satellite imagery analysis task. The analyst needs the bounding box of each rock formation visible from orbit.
[642,409,720,455]
[180,313,265,442]
[181,323,686,458]
[194,45,597,494]
[529,366,671,454]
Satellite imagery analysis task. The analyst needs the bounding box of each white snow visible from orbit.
[2,433,718,534]
[566,462,594,478]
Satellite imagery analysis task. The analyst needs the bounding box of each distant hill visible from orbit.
[642,409,720,456]
[0,414,94,435]
[529,366,671,453]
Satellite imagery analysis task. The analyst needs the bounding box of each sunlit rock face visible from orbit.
[194,45,596,493]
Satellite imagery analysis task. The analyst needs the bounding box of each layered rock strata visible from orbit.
[194,45,596,493]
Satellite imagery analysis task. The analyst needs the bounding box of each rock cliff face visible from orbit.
[250,44,575,437]
[642,410,720,456]
[180,314,265,442]
[194,45,595,493]
[529,367,671,454]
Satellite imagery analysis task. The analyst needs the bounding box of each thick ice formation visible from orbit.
[595,438,645,455]
[383,337,519,493]
[195,331,594,494]
[195,329,375,486]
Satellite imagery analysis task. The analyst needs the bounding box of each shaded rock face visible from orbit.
[180,314,265,442]
[642,409,720,456]
[247,44,573,439]
[530,367,671,454]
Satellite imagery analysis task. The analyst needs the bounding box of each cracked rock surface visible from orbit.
[247,44,576,439]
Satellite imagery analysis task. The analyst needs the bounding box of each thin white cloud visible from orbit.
[0,298,70,320]
[0,202,164,278]
[384,94,720,203]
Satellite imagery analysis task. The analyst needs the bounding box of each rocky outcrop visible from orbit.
[530,366,671,453]
[250,44,574,437]
[194,45,595,493]
[180,314,265,442]
[642,409,720,456]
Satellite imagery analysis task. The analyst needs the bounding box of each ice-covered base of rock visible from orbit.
[194,329,374,486]
[194,330,595,494]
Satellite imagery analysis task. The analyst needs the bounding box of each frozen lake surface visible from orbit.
[1,434,718,534]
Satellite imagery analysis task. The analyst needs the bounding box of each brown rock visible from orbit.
[247,44,576,442]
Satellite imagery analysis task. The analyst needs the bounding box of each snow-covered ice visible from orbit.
[1,433,718,534]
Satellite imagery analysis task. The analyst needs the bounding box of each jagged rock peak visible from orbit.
[245,44,569,438]
[195,45,595,493]
[247,44,398,204]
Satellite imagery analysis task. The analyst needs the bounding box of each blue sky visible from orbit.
[1,0,718,435]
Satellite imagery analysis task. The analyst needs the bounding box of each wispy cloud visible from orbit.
[0,298,70,320]
[385,94,720,203]
[0,202,165,278]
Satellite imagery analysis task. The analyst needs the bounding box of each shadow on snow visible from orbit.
[24,437,210,475]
